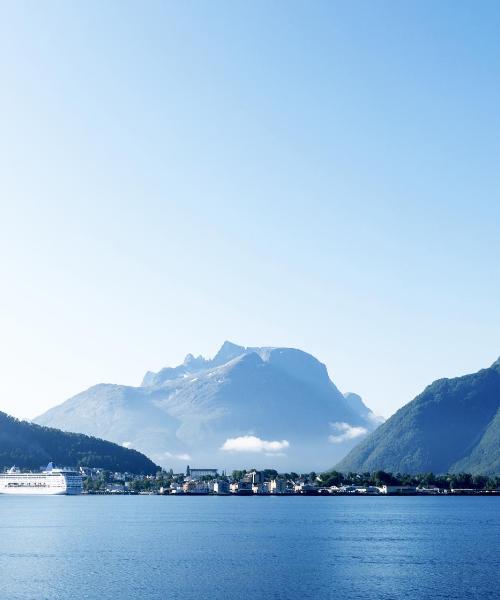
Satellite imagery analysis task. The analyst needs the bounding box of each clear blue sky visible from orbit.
[1,1,499,420]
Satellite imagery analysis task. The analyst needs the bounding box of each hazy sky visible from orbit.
[1,1,500,420]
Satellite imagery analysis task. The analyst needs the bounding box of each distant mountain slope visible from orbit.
[335,358,500,475]
[0,411,159,474]
[35,342,382,471]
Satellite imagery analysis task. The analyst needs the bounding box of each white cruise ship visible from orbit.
[0,463,83,495]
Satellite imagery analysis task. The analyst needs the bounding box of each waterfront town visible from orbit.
[80,466,500,496]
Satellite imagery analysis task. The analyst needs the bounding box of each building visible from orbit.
[380,485,417,495]
[183,480,209,494]
[294,482,318,495]
[338,485,367,494]
[186,466,218,479]
[252,483,269,495]
[105,483,125,494]
[244,470,263,485]
[417,487,441,495]
[268,479,287,495]
[355,486,381,495]
[231,481,253,495]
[213,480,230,495]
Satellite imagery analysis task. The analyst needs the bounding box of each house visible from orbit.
[183,480,209,494]
[213,480,230,495]
[252,483,269,495]
[295,483,318,495]
[231,481,253,495]
[268,479,287,495]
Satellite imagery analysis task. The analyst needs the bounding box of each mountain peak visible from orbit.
[34,341,381,471]
[213,341,246,364]
[183,353,206,367]
[491,356,500,373]
[184,353,195,364]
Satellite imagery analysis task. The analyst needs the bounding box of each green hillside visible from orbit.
[0,411,159,474]
[335,359,500,476]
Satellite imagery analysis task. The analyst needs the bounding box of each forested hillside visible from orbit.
[0,411,158,474]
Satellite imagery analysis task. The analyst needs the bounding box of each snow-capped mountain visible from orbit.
[35,342,382,471]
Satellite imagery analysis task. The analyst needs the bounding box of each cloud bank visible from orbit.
[221,435,290,453]
[328,422,368,444]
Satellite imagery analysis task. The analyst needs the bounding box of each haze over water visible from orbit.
[1,496,498,600]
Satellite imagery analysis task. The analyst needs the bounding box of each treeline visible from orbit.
[320,469,500,490]
[84,470,165,493]
[83,467,500,494]
[0,411,159,475]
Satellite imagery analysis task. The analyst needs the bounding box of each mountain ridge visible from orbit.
[35,342,382,471]
[335,359,500,475]
[0,411,159,473]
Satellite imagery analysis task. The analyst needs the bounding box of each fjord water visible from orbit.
[1,497,498,600]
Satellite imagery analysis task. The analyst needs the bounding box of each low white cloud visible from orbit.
[165,452,191,460]
[158,452,191,461]
[366,412,385,426]
[221,435,290,453]
[328,422,368,444]
[122,441,132,448]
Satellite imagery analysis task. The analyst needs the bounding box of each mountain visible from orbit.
[0,411,159,474]
[335,357,500,476]
[34,342,382,472]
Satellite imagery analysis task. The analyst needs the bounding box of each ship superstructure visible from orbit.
[0,463,83,495]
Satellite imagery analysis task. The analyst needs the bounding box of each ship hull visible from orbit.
[0,487,69,496]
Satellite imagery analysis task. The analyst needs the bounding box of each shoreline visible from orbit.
[81,491,500,497]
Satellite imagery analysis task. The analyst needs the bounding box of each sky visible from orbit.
[1,1,500,421]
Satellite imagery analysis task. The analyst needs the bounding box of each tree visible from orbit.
[373,471,398,486]
[320,470,344,487]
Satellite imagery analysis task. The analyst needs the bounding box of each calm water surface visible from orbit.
[0,496,498,599]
